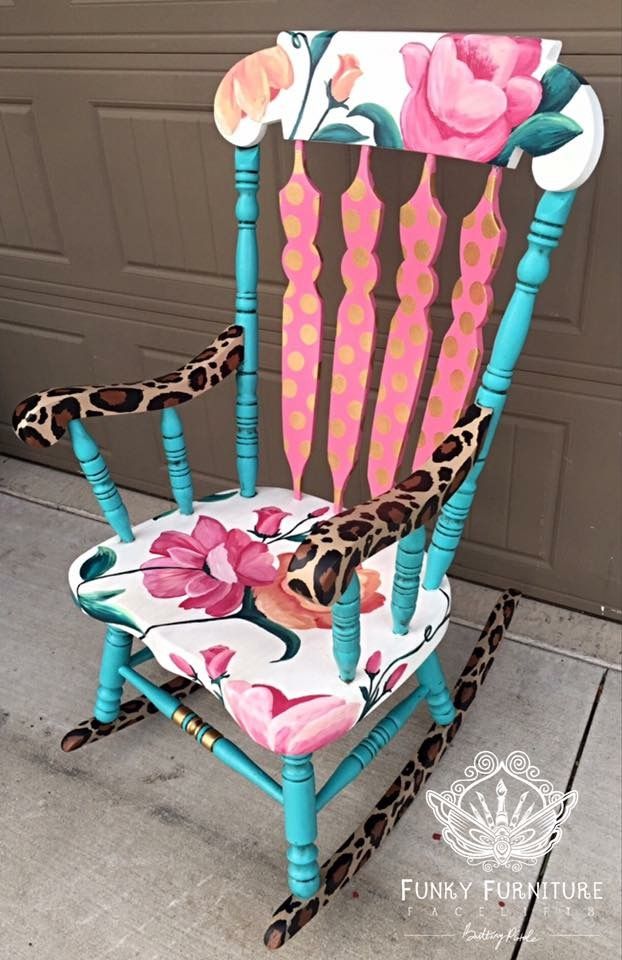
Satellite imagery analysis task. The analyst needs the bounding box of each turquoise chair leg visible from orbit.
[391,526,426,635]
[94,625,133,724]
[281,754,320,898]
[416,650,456,726]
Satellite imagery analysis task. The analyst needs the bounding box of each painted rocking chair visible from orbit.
[12,29,603,948]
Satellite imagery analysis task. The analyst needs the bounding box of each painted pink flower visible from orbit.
[226,682,360,754]
[385,663,408,692]
[141,515,276,616]
[309,506,330,519]
[170,653,196,678]
[201,645,235,680]
[331,54,363,102]
[253,506,291,537]
[400,34,542,162]
[214,45,294,137]
[365,651,382,676]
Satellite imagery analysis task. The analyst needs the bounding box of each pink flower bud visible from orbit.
[331,54,363,102]
[170,653,197,678]
[253,506,291,537]
[365,650,382,675]
[200,645,235,680]
[309,506,330,518]
[384,663,408,692]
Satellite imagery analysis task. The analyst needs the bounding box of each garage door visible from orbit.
[0,2,620,618]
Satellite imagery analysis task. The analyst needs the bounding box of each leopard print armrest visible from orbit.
[286,403,492,606]
[12,324,244,448]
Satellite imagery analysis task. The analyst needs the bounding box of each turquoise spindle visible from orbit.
[281,754,320,898]
[161,407,193,514]
[391,526,426,634]
[68,419,134,542]
[95,626,133,723]
[332,573,361,682]
[416,650,456,725]
[234,145,260,498]
[424,189,576,590]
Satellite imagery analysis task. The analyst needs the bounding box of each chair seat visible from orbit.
[69,487,451,754]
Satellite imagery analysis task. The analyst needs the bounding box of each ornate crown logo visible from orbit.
[426,750,578,873]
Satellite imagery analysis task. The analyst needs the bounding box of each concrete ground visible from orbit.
[1,456,620,960]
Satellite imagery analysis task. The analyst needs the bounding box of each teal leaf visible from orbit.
[536,64,583,114]
[199,490,238,503]
[359,686,370,701]
[79,546,117,581]
[309,31,335,68]
[348,103,404,149]
[311,123,368,144]
[77,588,141,633]
[285,533,310,543]
[493,112,582,166]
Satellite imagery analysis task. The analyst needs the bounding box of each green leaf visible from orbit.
[359,686,370,701]
[285,533,309,543]
[493,112,582,166]
[311,123,368,144]
[77,588,141,633]
[309,31,335,68]
[536,64,583,114]
[79,546,117,581]
[199,489,238,503]
[348,103,404,149]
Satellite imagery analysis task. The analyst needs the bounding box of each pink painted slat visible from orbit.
[367,155,446,496]
[414,167,507,467]
[327,147,384,510]
[279,141,323,498]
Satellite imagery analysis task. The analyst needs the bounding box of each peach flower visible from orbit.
[331,54,363,102]
[215,46,294,137]
[253,552,384,629]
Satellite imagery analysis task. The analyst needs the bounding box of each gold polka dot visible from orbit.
[285,281,296,299]
[313,195,320,215]
[328,451,340,469]
[395,402,410,424]
[417,273,434,295]
[459,311,475,334]
[330,418,346,438]
[299,439,311,457]
[396,264,404,285]
[484,171,498,202]
[284,249,303,271]
[463,241,480,267]
[452,278,463,300]
[306,393,315,411]
[285,182,304,205]
[338,344,355,364]
[353,247,369,269]
[283,215,301,238]
[282,331,288,347]
[348,178,366,201]
[332,373,347,394]
[368,209,381,230]
[470,282,486,305]
[376,413,391,435]
[467,347,480,370]
[433,431,445,445]
[392,372,408,393]
[283,378,297,398]
[375,467,389,488]
[462,211,476,230]
[482,212,500,239]
[417,431,426,449]
[450,369,466,391]
[432,370,439,388]
[300,323,318,345]
[409,324,425,346]
[378,384,387,402]
[443,335,458,358]
[389,337,405,359]
[336,321,342,338]
[283,303,293,326]
[370,440,384,460]
[347,400,362,420]
[343,275,354,293]
[414,239,430,261]
[413,358,423,377]
[359,331,373,351]
[491,247,504,269]
[359,369,368,387]
[290,411,306,430]
[288,351,304,372]
[300,293,319,314]
[427,206,441,228]
[429,396,443,418]
[348,304,364,325]
[343,209,361,232]
[401,294,416,315]
[400,205,416,228]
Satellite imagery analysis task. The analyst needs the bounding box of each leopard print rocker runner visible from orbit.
[264,590,521,949]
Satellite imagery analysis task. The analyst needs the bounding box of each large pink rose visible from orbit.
[141,515,276,617]
[226,682,360,754]
[400,34,543,162]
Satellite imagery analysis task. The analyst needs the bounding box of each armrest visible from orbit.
[12,323,244,448]
[286,403,492,606]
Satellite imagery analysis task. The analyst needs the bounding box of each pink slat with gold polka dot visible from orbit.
[414,167,506,468]
[279,142,323,498]
[367,155,446,496]
[327,147,384,510]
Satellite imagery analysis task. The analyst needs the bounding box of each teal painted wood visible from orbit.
[391,526,426,635]
[128,647,154,667]
[316,684,427,812]
[160,407,194,514]
[234,145,260,498]
[68,419,134,542]
[118,664,283,804]
[332,572,361,682]
[424,189,577,590]
[281,754,320,898]
[94,626,133,723]
[416,649,456,725]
